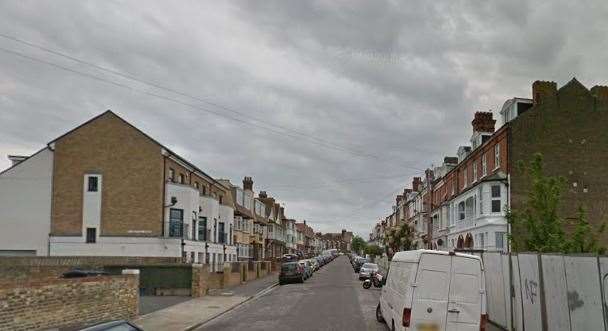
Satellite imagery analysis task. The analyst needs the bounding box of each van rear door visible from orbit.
[410,253,451,330]
[446,256,483,331]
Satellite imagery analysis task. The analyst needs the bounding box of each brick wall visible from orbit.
[0,256,181,291]
[0,274,138,331]
[51,111,164,236]
[510,79,608,244]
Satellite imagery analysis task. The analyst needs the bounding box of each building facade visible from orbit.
[372,79,608,252]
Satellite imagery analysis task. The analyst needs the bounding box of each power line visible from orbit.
[270,172,418,191]
[0,34,425,171]
[0,46,392,161]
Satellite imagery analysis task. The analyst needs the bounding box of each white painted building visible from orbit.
[0,149,53,256]
[447,174,509,252]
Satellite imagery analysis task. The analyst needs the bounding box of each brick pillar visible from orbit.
[122,269,140,315]
[191,264,209,297]
[241,262,248,283]
[222,262,231,286]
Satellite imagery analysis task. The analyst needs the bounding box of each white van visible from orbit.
[377,250,487,331]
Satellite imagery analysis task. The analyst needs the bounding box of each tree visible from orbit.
[508,153,605,254]
[365,244,383,257]
[385,223,416,257]
[351,235,367,254]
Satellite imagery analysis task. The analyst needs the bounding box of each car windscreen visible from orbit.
[281,263,298,272]
[361,263,377,269]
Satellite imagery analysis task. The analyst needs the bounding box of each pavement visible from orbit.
[132,272,278,331]
[139,295,191,315]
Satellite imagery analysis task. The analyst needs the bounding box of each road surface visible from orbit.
[197,255,501,331]
[197,255,384,331]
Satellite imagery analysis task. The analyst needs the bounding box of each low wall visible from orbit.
[0,273,139,331]
[0,256,180,284]
[0,256,181,267]
[207,271,224,289]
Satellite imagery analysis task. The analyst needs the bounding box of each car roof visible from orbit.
[391,249,482,265]
[67,320,136,331]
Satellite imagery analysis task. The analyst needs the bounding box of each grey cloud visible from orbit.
[1,0,608,238]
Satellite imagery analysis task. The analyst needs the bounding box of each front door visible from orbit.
[446,257,482,331]
[410,253,451,330]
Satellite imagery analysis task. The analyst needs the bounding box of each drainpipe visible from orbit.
[161,157,166,237]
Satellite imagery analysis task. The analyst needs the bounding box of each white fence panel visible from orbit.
[482,252,508,328]
[599,257,608,328]
[564,256,605,331]
[541,254,570,331]
[518,254,543,331]
[502,254,512,331]
[512,256,524,331]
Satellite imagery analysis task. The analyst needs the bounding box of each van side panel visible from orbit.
[410,253,451,329]
[446,257,483,331]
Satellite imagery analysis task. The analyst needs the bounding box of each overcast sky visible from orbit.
[1,1,608,238]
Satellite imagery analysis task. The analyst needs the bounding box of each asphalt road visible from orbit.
[197,255,386,331]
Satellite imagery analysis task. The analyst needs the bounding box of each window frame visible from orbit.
[169,168,175,182]
[494,144,500,170]
[86,227,96,243]
[169,208,184,238]
[87,176,99,192]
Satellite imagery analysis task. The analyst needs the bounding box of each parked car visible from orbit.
[299,260,313,279]
[358,262,379,280]
[376,250,487,331]
[315,256,324,267]
[72,320,143,331]
[279,262,305,284]
[62,269,109,278]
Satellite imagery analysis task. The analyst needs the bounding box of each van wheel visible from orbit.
[376,303,385,323]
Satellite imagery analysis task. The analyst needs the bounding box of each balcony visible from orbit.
[450,214,507,233]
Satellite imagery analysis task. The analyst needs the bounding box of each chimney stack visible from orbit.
[259,191,267,198]
[532,80,557,106]
[243,176,253,191]
[425,169,435,182]
[396,195,403,204]
[412,177,422,192]
[591,85,608,103]
[471,112,496,133]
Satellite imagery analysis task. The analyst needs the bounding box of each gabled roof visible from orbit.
[49,110,221,186]
[559,77,588,93]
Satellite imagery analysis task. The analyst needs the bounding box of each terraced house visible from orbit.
[259,191,286,260]
[373,79,608,252]
[0,111,237,263]
[223,178,255,261]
